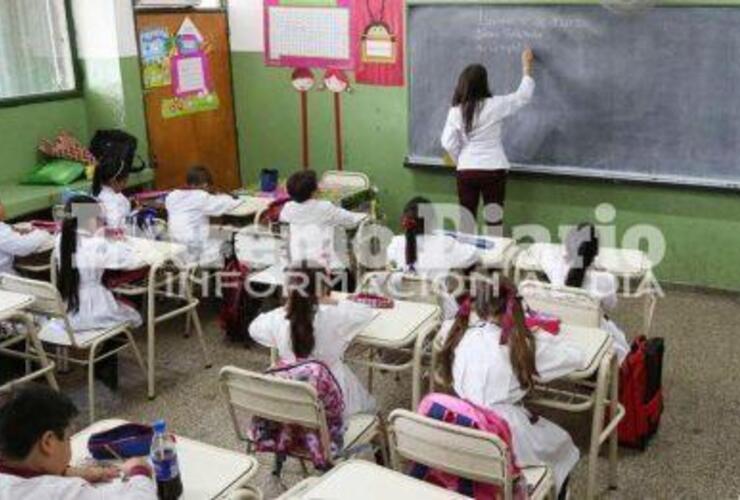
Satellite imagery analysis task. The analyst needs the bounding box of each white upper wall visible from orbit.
[228,0,264,52]
[116,0,139,57]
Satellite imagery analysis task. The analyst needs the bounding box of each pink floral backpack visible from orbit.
[249,360,345,471]
[412,393,528,500]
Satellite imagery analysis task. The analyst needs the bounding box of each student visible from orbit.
[165,166,244,266]
[92,157,132,230]
[540,222,630,364]
[50,195,142,334]
[0,199,50,276]
[0,384,156,499]
[440,276,584,496]
[249,261,376,418]
[384,196,479,318]
[280,170,365,270]
[441,49,535,232]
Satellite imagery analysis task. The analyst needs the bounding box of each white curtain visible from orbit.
[0,0,75,99]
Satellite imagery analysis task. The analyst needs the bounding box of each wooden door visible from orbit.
[135,11,241,191]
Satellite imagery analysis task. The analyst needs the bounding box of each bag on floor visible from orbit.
[618,336,664,449]
[218,235,255,346]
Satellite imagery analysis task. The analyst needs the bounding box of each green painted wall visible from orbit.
[231,52,740,291]
[0,98,89,184]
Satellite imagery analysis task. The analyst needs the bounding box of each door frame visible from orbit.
[130,0,243,188]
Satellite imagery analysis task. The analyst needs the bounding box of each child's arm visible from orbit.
[202,193,244,217]
[0,227,50,257]
[493,50,535,121]
[441,109,463,164]
[325,204,366,229]
[248,308,284,348]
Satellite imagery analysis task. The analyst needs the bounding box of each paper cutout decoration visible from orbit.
[162,93,220,119]
[323,68,350,93]
[292,68,315,169]
[176,33,201,55]
[177,17,204,42]
[322,70,350,171]
[140,28,173,89]
[264,0,356,70]
[171,49,212,97]
[353,0,404,86]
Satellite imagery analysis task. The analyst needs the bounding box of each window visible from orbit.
[0,0,77,102]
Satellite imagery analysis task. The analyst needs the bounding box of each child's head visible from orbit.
[441,274,537,390]
[400,196,433,269]
[284,260,330,358]
[58,195,102,313]
[0,384,78,473]
[92,156,130,196]
[564,222,599,288]
[286,170,318,203]
[186,165,214,190]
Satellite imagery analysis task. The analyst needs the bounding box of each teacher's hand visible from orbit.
[522,48,534,76]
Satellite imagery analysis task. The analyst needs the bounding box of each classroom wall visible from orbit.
[228,2,740,291]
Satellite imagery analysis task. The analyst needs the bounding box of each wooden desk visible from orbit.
[72,419,259,500]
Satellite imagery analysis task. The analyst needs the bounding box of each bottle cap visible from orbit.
[153,419,166,434]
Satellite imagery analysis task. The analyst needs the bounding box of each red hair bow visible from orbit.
[401,215,418,231]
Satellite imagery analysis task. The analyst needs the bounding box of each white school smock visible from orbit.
[249,299,377,418]
[540,246,630,363]
[165,189,243,266]
[441,75,535,170]
[452,321,585,492]
[280,199,365,269]
[97,186,132,229]
[0,223,50,276]
[0,472,157,500]
[41,232,143,340]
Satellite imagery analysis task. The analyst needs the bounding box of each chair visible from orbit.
[219,366,388,475]
[320,170,376,218]
[0,274,146,422]
[227,486,263,500]
[518,279,602,328]
[387,409,556,500]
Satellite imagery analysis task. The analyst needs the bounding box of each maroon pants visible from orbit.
[456,169,507,234]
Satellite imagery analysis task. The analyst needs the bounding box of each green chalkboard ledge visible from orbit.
[0,168,156,221]
[403,157,740,192]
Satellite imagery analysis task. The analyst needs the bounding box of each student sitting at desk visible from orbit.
[439,277,585,497]
[384,196,479,318]
[540,222,630,364]
[93,156,132,230]
[0,199,50,276]
[165,165,244,266]
[0,384,156,500]
[249,261,376,418]
[49,196,143,334]
[280,170,365,271]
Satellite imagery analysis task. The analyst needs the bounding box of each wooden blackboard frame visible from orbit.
[404,1,740,191]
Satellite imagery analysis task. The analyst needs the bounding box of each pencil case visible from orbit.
[88,423,154,460]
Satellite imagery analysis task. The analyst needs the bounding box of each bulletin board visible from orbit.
[263,0,356,69]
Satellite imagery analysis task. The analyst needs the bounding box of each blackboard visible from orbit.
[408,5,740,189]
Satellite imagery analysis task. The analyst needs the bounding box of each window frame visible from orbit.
[0,0,83,108]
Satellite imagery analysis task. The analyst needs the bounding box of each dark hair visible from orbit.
[452,64,493,135]
[565,223,600,288]
[186,165,214,187]
[284,261,329,358]
[441,275,537,390]
[400,196,433,269]
[286,170,318,203]
[58,195,101,314]
[92,156,130,197]
[0,384,78,460]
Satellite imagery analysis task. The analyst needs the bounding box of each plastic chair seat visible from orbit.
[38,322,131,348]
[340,413,381,456]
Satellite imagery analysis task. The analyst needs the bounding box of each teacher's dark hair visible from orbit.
[452,64,493,135]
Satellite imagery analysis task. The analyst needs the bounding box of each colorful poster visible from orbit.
[172,51,211,96]
[162,93,220,119]
[352,0,405,86]
[140,27,173,89]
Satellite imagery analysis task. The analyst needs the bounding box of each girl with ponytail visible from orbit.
[249,260,377,418]
[50,195,142,333]
[541,222,630,364]
[439,274,585,496]
[93,156,132,229]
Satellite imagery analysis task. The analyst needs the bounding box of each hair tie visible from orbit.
[457,295,472,319]
[401,214,418,231]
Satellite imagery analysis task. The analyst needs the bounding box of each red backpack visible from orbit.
[218,236,256,347]
[618,336,664,449]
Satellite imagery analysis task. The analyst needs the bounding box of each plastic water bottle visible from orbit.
[150,420,183,500]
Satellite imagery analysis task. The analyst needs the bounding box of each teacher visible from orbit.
[441,48,535,234]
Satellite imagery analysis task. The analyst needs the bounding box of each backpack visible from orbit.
[618,336,665,449]
[218,235,256,347]
[89,129,146,172]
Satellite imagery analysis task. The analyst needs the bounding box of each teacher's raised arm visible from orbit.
[440,48,536,235]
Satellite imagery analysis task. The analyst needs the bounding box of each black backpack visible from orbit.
[89,129,146,172]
